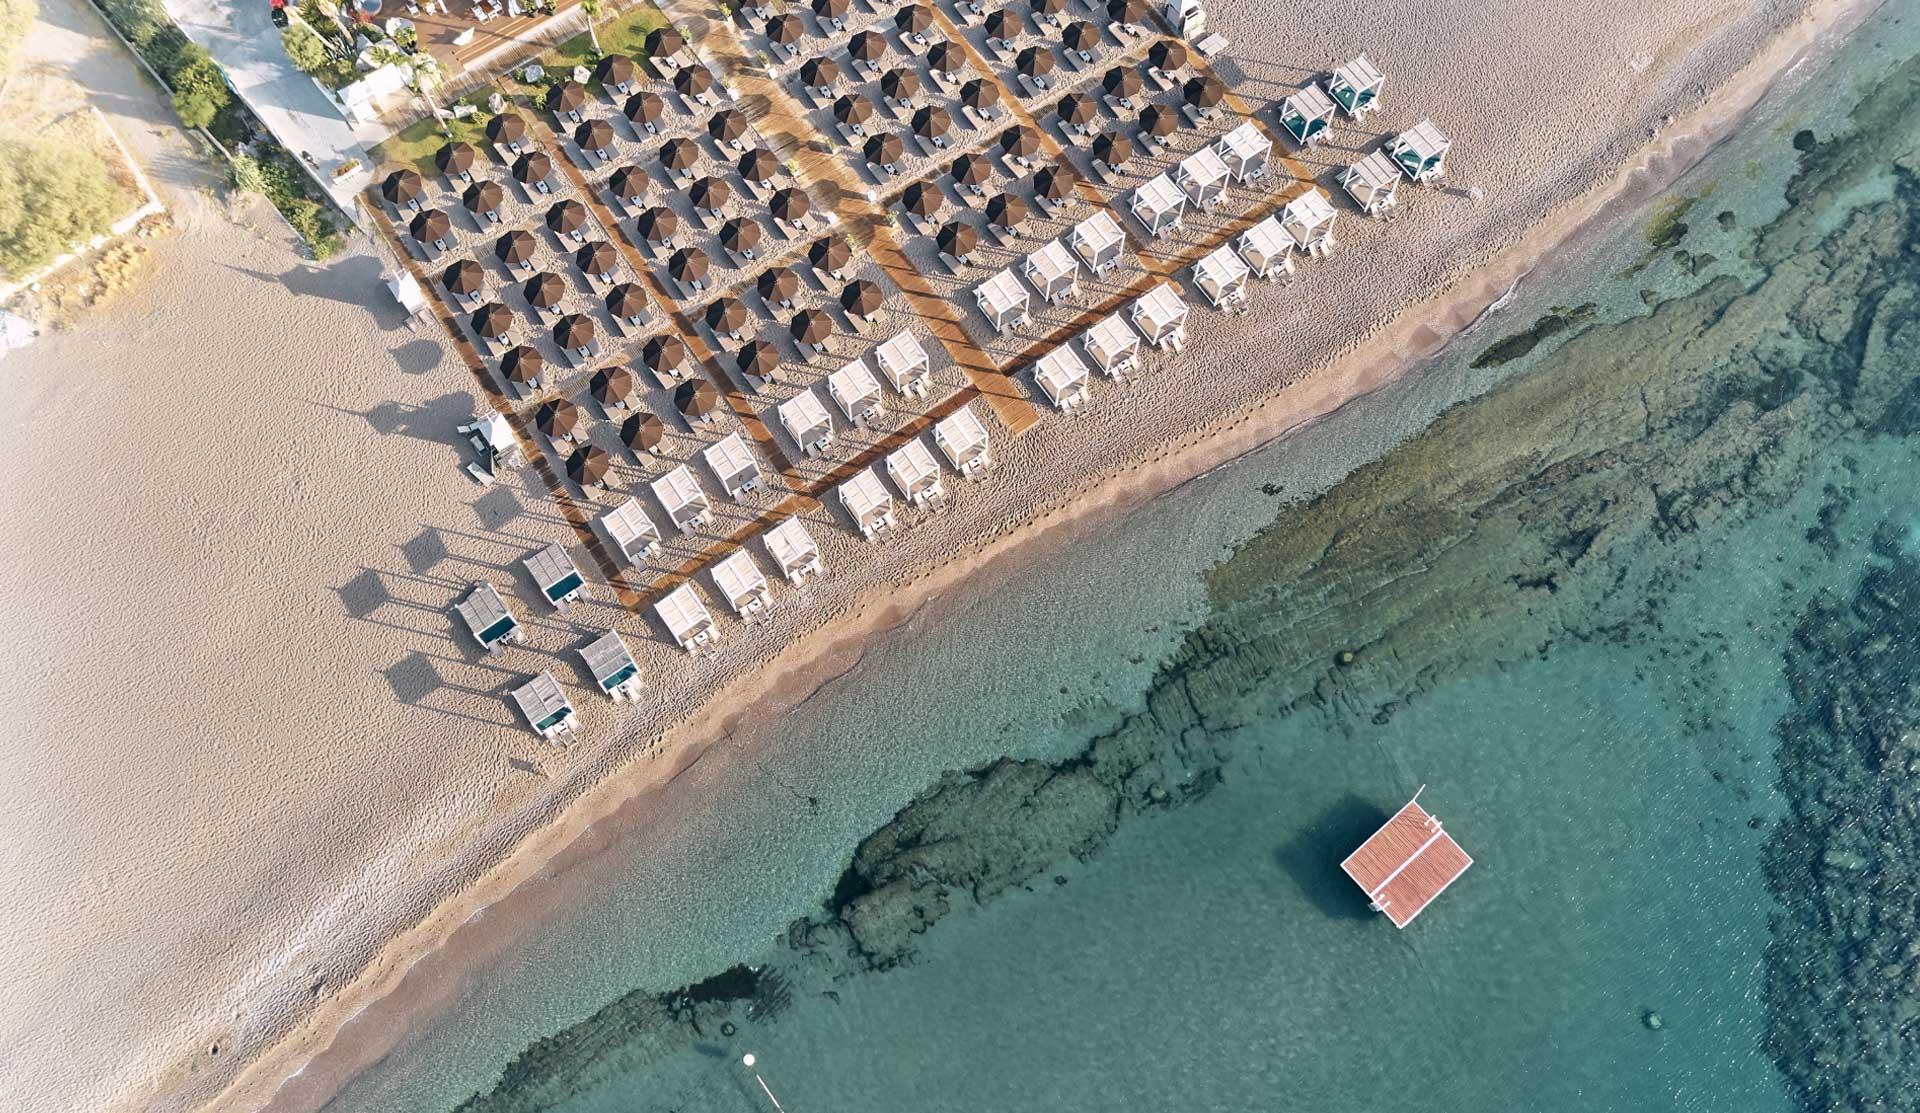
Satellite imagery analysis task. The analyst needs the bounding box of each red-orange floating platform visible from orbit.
[1340,792,1474,928]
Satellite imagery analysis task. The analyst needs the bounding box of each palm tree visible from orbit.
[581,0,602,53]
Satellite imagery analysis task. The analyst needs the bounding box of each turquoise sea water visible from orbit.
[322,13,1920,1113]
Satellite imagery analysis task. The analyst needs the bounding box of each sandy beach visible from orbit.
[0,0,1879,1110]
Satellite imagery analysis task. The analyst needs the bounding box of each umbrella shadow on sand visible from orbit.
[305,391,477,447]
[1274,794,1389,922]
[218,254,412,331]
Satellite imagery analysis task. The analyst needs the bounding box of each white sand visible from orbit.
[0,0,1873,1110]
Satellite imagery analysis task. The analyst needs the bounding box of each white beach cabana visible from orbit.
[1389,119,1451,182]
[511,671,578,739]
[1080,311,1142,378]
[601,497,662,565]
[764,516,824,583]
[1033,343,1092,411]
[777,389,835,456]
[886,438,947,510]
[1069,210,1127,274]
[1215,121,1272,182]
[975,268,1032,334]
[1341,149,1401,215]
[1193,243,1250,310]
[578,629,643,700]
[1280,188,1338,257]
[455,581,521,653]
[702,431,763,497]
[1278,83,1336,147]
[1175,146,1231,210]
[711,548,772,619]
[1130,281,1189,351]
[524,542,586,611]
[651,464,713,532]
[1328,53,1385,119]
[654,582,719,651]
[1235,213,1295,279]
[1023,240,1081,305]
[829,358,885,425]
[1129,173,1186,238]
[933,403,992,478]
[839,466,898,541]
[874,330,933,397]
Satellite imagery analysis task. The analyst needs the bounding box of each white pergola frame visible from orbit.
[874,330,933,395]
[763,516,824,582]
[511,671,578,739]
[1236,214,1295,278]
[1193,244,1250,309]
[777,389,836,456]
[654,582,719,651]
[1129,173,1186,237]
[1081,312,1142,378]
[1130,281,1189,349]
[1389,119,1451,182]
[1069,209,1127,274]
[1215,121,1272,182]
[702,431,763,497]
[1279,83,1337,146]
[525,542,586,610]
[829,358,886,424]
[1281,188,1338,256]
[975,268,1032,334]
[1022,239,1081,304]
[886,438,947,509]
[1341,149,1401,214]
[1175,146,1231,210]
[1033,343,1092,410]
[579,629,643,700]
[711,548,772,618]
[1328,53,1385,119]
[839,466,897,540]
[933,403,992,477]
[455,581,520,653]
[651,464,713,531]
[601,497,662,564]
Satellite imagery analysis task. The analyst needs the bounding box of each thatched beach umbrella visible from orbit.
[486,112,526,146]
[999,125,1041,159]
[410,208,452,243]
[734,341,781,380]
[756,265,799,303]
[471,302,514,339]
[937,220,979,257]
[546,81,587,117]
[738,148,781,185]
[622,410,665,453]
[637,206,679,242]
[961,78,1000,112]
[809,236,851,273]
[840,278,883,318]
[705,295,750,334]
[608,165,649,201]
[769,187,810,224]
[546,198,587,236]
[1148,40,1188,71]
[595,53,636,88]
[502,344,544,384]
[659,137,700,174]
[950,151,993,188]
[926,41,965,76]
[646,26,686,56]
[1032,164,1078,202]
[435,141,475,177]
[642,334,686,376]
[523,270,567,309]
[848,29,889,64]
[669,246,712,284]
[985,192,1028,229]
[496,229,536,266]
[1184,74,1226,109]
[625,90,665,128]
[800,56,839,90]
[676,378,722,419]
[835,93,875,128]
[567,444,612,487]
[1056,91,1098,128]
[442,258,485,296]
[1139,103,1180,137]
[864,132,904,167]
[590,365,636,408]
[984,8,1021,40]
[575,118,615,155]
[576,240,618,277]
[513,150,553,185]
[604,282,648,320]
[766,12,804,45]
[896,3,933,34]
[382,168,424,207]
[900,179,942,218]
[789,307,834,347]
[537,396,581,439]
[708,108,749,145]
[1102,65,1142,99]
[1092,130,1134,167]
[719,216,763,255]
[689,175,731,213]
[912,105,953,139]
[463,179,504,215]
[1016,46,1056,79]
[1107,0,1147,22]
[880,67,922,102]
[553,313,596,352]
[674,65,713,100]
[1063,21,1099,52]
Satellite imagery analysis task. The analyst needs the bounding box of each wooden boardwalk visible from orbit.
[1340,796,1474,928]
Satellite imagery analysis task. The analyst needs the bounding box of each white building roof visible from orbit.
[525,542,585,603]
[886,438,943,498]
[934,403,990,466]
[1082,312,1140,370]
[1176,146,1230,193]
[654,582,714,642]
[455,582,518,645]
[1237,214,1292,268]
[1194,244,1249,301]
[1023,239,1079,296]
[1131,281,1188,337]
[511,671,575,733]
[702,431,761,492]
[711,548,769,610]
[1333,53,1385,95]
[976,268,1030,323]
[580,629,640,693]
[764,516,820,574]
[651,464,710,524]
[1033,344,1091,405]
[829,358,884,416]
[1216,122,1271,169]
[777,389,833,445]
[839,466,894,527]
[1069,209,1126,267]
[873,329,931,387]
[1130,173,1184,221]
[602,497,660,556]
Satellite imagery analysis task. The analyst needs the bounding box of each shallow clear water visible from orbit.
[324,13,1920,1113]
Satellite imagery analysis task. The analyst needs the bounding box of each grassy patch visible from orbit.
[1469,303,1599,370]
[369,90,498,174]
[532,3,671,83]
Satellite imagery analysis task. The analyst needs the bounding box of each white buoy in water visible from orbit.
[743,1052,787,1112]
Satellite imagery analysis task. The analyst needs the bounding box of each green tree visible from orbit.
[282,22,329,75]
[0,0,38,80]
[0,136,129,278]
[168,47,231,128]
[580,0,600,54]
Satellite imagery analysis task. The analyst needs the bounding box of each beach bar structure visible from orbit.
[702,432,763,497]
[601,498,662,564]
[934,403,992,478]
[1215,122,1272,182]
[1175,146,1231,211]
[764,517,824,583]
[1278,83,1336,147]
[511,672,578,740]
[1081,311,1142,379]
[839,467,898,541]
[455,582,521,653]
[1281,188,1338,257]
[1388,119,1452,183]
[1130,282,1189,351]
[976,268,1032,335]
[1193,244,1250,310]
[1023,240,1081,305]
[874,331,933,397]
[778,389,836,457]
[712,548,772,620]
[655,583,719,652]
[652,465,712,532]
[829,358,885,425]
[1340,791,1474,928]
[525,543,586,612]
[1341,150,1401,215]
[1129,173,1185,238]
[886,438,947,510]
[578,630,643,701]
[1328,54,1385,119]
[1069,210,1127,274]
[1033,343,1092,411]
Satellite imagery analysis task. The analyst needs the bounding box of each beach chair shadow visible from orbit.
[1274,794,1388,922]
